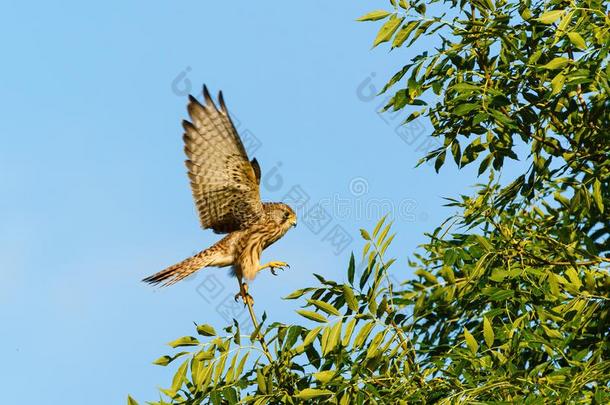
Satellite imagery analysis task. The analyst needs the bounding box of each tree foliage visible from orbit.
[131,0,609,402]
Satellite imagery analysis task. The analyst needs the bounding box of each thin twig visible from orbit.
[243,290,274,363]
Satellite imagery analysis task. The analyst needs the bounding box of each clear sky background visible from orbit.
[0,1,520,403]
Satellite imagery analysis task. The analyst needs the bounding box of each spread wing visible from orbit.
[183,85,263,233]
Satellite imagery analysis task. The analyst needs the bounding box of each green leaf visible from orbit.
[551,73,565,95]
[454,103,479,116]
[435,150,446,173]
[392,20,419,48]
[224,352,239,383]
[307,299,341,316]
[213,350,228,384]
[348,253,355,285]
[489,269,507,282]
[452,83,481,92]
[483,317,494,348]
[127,396,139,405]
[296,388,334,400]
[353,322,375,349]
[152,351,189,366]
[541,57,571,70]
[235,352,250,377]
[488,289,514,301]
[376,223,392,245]
[297,310,329,323]
[171,359,189,393]
[473,112,488,125]
[478,154,493,176]
[360,229,372,240]
[380,235,396,256]
[250,318,265,342]
[482,0,495,11]
[537,9,564,24]
[314,370,336,384]
[356,10,392,21]
[567,32,586,49]
[415,269,438,284]
[475,235,493,251]
[284,288,311,300]
[283,325,302,350]
[565,267,583,289]
[303,326,323,346]
[464,328,479,354]
[224,387,238,403]
[232,320,241,345]
[167,336,199,348]
[372,215,387,238]
[542,325,563,339]
[451,141,462,166]
[593,179,604,213]
[342,318,357,347]
[548,272,561,296]
[343,284,359,312]
[366,330,386,358]
[372,15,404,48]
[196,324,216,337]
[325,319,342,354]
[194,350,214,361]
[556,11,573,37]
[319,325,331,356]
[256,369,267,394]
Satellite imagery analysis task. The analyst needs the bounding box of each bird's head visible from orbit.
[268,203,297,230]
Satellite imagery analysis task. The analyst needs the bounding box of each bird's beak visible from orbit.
[291,220,297,228]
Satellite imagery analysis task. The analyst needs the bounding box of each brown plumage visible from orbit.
[143,86,296,297]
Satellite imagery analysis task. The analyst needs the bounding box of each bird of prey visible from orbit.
[143,85,296,304]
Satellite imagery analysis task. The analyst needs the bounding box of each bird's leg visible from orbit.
[234,279,254,306]
[258,261,290,276]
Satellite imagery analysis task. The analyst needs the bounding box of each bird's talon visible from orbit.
[258,261,290,275]
[235,283,255,305]
[235,292,254,305]
[270,261,289,272]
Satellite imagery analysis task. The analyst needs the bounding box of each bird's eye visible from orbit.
[283,212,290,220]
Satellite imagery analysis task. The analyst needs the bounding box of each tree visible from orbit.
[131,0,609,403]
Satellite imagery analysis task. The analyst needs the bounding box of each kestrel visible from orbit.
[143,85,297,303]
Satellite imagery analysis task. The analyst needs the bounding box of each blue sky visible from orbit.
[0,1,515,403]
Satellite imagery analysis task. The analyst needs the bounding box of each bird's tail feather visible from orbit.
[142,249,212,287]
